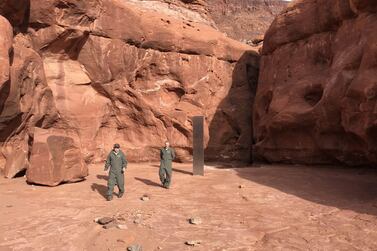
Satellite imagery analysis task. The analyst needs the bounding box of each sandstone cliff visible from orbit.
[0,0,262,185]
[254,0,377,165]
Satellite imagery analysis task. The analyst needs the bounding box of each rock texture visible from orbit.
[206,0,288,44]
[0,0,263,184]
[254,0,377,165]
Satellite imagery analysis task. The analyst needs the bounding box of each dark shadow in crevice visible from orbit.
[205,50,259,164]
[13,168,26,178]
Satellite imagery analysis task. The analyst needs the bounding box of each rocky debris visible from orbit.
[254,0,377,166]
[185,240,201,246]
[206,0,288,43]
[188,217,202,225]
[238,184,245,189]
[127,244,143,251]
[95,216,128,229]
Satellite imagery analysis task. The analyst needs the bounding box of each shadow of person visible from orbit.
[97,174,108,181]
[172,168,192,175]
[134,177,162,188]
[91,183,108,199]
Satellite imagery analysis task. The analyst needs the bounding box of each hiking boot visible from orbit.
[118,193,124,198]
[107,196,113,201]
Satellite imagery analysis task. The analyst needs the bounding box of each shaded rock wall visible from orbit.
[254,0,377,166]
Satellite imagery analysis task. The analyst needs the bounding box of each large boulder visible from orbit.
[26,128,87,186]
[254,0,377,165]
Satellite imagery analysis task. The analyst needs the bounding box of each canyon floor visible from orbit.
[1,163,377,251]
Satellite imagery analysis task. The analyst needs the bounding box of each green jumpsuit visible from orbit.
[159,147,175,188]
[104,150,128,198]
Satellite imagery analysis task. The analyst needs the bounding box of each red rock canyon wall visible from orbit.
[254,0,377,166]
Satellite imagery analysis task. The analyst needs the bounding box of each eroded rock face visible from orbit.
[0,0,260,184]
[254,0,377,165]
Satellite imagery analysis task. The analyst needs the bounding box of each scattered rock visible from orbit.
[127,244,143,251]
[188,217,202,225]
[140,195,150,201]
[133,219,142,225]
[116,224,128,230]
[96,217,114,225]
[103,221,118,229]
[185,240,201,246]
[238,184,245,188]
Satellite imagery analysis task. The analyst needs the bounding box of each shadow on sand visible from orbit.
[96,174,108,181]
[91,183,108,199]
[134,177,162,188]
[235,165,377,216]
[151,164,193,176]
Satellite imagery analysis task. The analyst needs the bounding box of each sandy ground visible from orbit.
[1,163,377,251]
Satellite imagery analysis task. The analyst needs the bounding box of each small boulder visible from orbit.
[97,217,114,225]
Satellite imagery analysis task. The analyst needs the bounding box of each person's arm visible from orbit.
[104,153,111,171]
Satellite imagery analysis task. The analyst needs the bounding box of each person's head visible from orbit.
[165,141,170,148]
[113,143,120,153]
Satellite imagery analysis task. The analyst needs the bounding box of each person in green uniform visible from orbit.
[104,143,128,201]
[159,141,176,189]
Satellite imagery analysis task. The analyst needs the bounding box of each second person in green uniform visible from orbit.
[159,141,175,189]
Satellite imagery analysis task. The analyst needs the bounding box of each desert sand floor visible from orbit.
[1,163,377,251]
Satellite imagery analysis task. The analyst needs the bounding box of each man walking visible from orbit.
[104,143,128,201]
[159,141,175,189]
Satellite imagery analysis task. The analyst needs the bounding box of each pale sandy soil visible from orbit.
[1,163,377,251]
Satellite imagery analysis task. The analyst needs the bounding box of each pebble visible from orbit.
[134,219,142,225]
[116,224,128,230]
[189,217,202,225]
[185,240,201,246]
[140,195,150,201]
[127,244,143,251]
